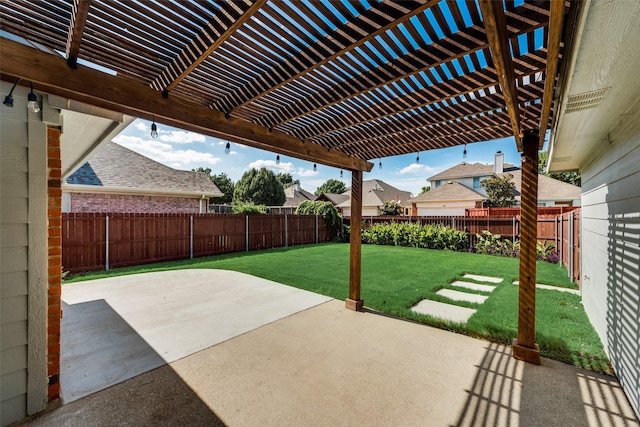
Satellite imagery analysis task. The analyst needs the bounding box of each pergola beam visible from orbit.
[479,0,522,149]
[538,0,566,148]
[1,38,372,172]
[65,0,91,68]
[151,0,267,93]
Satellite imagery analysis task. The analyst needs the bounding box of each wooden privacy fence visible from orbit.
[63,213,330,273]
[345,210,581,284]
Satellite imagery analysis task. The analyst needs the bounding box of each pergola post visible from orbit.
[346,169,363,311]
[513,130,541,364]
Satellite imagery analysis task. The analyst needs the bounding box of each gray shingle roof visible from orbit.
[316,193,350,206]
[410,181,484,202]
[65,141,222,197]
[429,162,518,181]
[500,170,581,200]
[337,180,412,208]
[282,184,316,207]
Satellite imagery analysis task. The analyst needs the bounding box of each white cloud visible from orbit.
[247,159,319,178]
[398,163,435,175]
[134,122,147,132]
[158,130,206,144]
[113,135,220,169]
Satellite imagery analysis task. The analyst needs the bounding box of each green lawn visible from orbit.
[65,242,610,374]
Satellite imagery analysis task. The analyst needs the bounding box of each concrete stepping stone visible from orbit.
[437,289,488,304]
[411,299,476,324]
[463,274,503,283]
[450,281,496,293]
[512,281,580,295]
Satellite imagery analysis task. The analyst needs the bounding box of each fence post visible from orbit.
[512,216,516,243]
[189,216,193,259]
[245,215,249,252]
[568,211,574,282]
[315,215,319,244]
[105,215,110,271]
[555,216,559,264]
[285,215,288,248]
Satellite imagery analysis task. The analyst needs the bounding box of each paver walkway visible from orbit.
[411,274,502,323]
[512,280,581,295]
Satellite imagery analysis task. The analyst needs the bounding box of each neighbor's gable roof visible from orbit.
[317,193,350,206]
[337,180,412,208]
[410,181,484,203]
[282,185,316,207]
[502,170,581,201]
[64,141,222,197]
[428,162,518,181]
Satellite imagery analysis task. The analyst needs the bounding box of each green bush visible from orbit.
[232,202,268,214]
[362,222,468,251]
[475,230,520,257]
[295,200,341,233]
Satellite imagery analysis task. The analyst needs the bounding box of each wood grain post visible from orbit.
[346,169,364,311]
[513,130,541,364]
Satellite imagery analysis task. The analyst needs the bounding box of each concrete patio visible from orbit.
[17,270,638,426]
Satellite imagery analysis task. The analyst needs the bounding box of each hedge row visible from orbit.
[362,222,468,251]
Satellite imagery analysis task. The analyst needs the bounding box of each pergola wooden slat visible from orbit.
[0,0,570,366]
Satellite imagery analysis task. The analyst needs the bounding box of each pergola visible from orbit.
[0,0,570,365]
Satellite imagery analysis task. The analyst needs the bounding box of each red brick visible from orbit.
[48,285,62,296]
[48,188,62,198]
[48,236,61,246]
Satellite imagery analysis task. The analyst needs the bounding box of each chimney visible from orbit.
[494,151,504,174]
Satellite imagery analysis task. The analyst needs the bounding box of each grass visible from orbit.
[65,242,610,374]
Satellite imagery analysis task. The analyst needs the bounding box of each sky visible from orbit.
[113,119,534,197]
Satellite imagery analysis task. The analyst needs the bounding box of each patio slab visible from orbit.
[60,269,331,403]
[20,296,639,426]
[411,299,477,323]
[437,288,489,304]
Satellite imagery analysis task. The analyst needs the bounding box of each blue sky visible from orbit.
[113,119,532,196]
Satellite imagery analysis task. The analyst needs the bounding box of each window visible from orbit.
[473,177,481,188]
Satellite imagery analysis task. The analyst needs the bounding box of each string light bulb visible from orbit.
[276,154,280,165]
[463,143,467,159]
[225,142,231,154]
[313,163,317,172]
[340,170,343,178]
[379,159,382,169]
[416,152,420,164]
[27,82,40,113]
[150,116,158,138]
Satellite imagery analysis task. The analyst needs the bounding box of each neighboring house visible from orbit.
[338,180,412,217]
[411,152,581,216]
[315,192,350,207]
[282,183,316,208]
[63,141,222,213]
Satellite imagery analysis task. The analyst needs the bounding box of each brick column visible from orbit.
[47,127,62,403]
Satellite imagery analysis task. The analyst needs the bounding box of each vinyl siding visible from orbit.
[1,83,49,425]
[580,106,640,419]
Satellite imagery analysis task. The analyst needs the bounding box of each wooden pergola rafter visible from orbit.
[0,0,570,366]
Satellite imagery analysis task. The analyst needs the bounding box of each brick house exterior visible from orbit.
[63,142,222,213]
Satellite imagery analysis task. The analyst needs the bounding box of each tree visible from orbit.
[419,185,431,194]
[192,167,234,204]
[314,179,347,196]
[233,167,286,206]
[379,200,402,215]
[538,151,581,186]
[481,174,517,207]
[276,172,299,188]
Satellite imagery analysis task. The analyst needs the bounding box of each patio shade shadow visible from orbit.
[453,342,639,426]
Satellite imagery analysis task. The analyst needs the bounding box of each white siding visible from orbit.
[580,103,640,419]
[415,200,475,217]
[1,82,50,425]
[417,207,466,216]
[342,207,380,217]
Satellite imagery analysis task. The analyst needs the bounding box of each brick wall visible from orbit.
[68,193,203,213]
[47,127,62,404]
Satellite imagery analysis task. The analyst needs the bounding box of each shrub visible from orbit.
[475,230,520,258]
[295,200,341,233]
[362,222,467,251]
[232,202,268,214]
[536,240,556,261]
[379,200,402,216]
